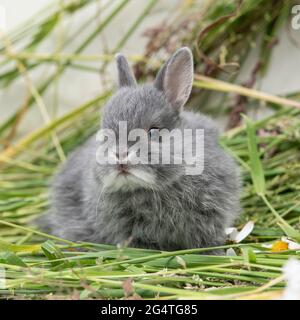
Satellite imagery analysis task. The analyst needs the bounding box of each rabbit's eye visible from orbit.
[148,127,159,136]
[148,127,160,139]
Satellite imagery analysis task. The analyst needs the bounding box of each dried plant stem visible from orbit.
[194,74,300,109]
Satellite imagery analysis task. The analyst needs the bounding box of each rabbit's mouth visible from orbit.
[102,167,155,192]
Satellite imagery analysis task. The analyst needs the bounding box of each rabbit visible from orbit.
[36,47,241,254]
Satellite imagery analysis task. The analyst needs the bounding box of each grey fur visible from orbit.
[36,48,241,254]
[154,47,193,110]
[115,53,137,88]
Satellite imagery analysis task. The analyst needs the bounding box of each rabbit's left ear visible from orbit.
[154,47,193,110]
[115,53,137,88]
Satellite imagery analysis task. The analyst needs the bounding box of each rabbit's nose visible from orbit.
[117,163,128,174]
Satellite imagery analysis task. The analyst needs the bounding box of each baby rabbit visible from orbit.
[37,47,240,254]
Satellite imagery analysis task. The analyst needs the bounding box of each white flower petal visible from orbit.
[288,243,300,250]
[235,221,254,243]
[282,258,300,300]
[225,227,236,235]
[225,227,239,241]
[226,248,237,256]
[281,237,300,250]
[261,243,273,249]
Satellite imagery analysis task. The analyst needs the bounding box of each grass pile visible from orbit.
[0,0,300,300]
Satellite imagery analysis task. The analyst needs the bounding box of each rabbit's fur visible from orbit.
[37,48,240,253]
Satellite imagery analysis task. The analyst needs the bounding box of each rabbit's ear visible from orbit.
[115,53,137,88]
[154,47,193,110]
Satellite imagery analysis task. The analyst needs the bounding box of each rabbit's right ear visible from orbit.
[154,47,193,110]
[115,53,137,88]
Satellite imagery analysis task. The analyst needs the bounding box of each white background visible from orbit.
[0,0,300,135]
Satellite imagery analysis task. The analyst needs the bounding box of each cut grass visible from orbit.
[0,82,299,300]
[0,0,299,300]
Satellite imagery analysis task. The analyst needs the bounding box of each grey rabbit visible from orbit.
[37,47,240,254]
